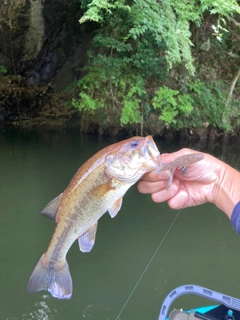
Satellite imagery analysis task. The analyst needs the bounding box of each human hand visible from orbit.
[138,148,236,217]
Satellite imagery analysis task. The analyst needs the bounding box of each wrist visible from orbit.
[212,160,240,218]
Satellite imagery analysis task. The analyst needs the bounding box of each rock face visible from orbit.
[0,0,90,90]
[23,0,45,61]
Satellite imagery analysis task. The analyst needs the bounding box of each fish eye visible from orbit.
[130,140,138,148]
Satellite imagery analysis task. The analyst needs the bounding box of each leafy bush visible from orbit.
[151,80,237,130]
[152,80,232,130]
[188,80,232,130]
[73,4,167,126]
[0,65,7,74]
[152,86,193,127]
[72,0,240,130]
[79,0,240,73]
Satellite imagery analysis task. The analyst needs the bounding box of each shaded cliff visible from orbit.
[0,0,90,89]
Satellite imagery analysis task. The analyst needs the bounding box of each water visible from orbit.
[1,127,240,320]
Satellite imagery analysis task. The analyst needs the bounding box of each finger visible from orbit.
[167,189,189,210]
[140,171,159,182]
[151,183,179,203]
[140,170,170,182]
[137,180,167,194]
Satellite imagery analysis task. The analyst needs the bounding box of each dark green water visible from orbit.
[1,127,240,320]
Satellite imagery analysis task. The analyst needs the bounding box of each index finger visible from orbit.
[140,169,170,182]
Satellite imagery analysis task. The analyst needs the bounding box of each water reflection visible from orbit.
[25,296,57,320]
[5,295,99,320]
[5,295,57,320]
[82,304,93,318]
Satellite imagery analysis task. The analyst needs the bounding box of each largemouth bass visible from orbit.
[27,136,161,299]
[27,136,204,300]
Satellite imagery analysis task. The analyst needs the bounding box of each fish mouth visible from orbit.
[105,135,161,182]
[144,136,160,159]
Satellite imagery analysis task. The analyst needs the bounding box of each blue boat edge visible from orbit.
[159,285,240,320]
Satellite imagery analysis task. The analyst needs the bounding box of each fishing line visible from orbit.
[115,209,182,320]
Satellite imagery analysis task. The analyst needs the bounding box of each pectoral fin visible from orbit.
[91,182,115,198]
[108,198,123,218]
[41,193,63,220]
[78,222,98,252]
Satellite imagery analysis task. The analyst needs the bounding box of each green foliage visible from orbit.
[188,79,231,129]
[200,0,240,15]
[151,80,234,130]
[79,0,130,23]
[73,92,97,111]
[73,1,168,126]
[80,0,197,73]
[152,86,193,127]
[73,63,147,125]
[73,0,240,129]
[121,77,145,124]
[80,0,240,74]
[0,65,7,74]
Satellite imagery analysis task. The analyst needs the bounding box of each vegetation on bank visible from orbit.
[0,0,240,138]
[70,0,240,135]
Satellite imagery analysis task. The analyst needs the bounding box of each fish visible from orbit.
[27,135,161,300]
[155,153,204,188]
[27,136,204,300]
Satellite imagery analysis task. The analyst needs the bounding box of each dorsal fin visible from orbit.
[41,193,63,220]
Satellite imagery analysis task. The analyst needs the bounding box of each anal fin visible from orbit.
[78,222,98,252]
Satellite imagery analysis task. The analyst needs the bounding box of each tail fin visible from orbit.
[27,254,72,299]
